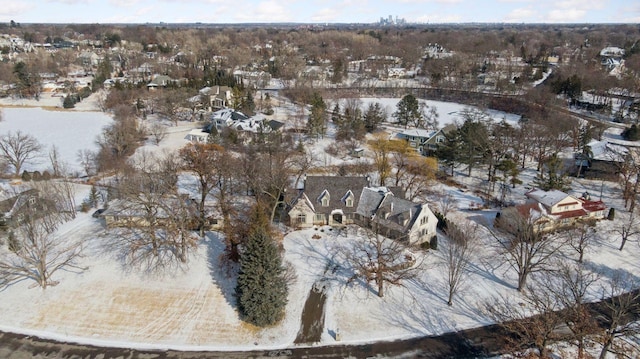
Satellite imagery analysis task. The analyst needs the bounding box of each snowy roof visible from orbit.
[525,189,572,208]
[600,46,625,57]
[397,128,436,139]
[301,176,369,215]
[356,187,423,232]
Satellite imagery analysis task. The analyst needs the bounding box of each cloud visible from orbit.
[503,7,538,22]
[45,0,90,4]
[0,2,34,17]
[542,0,605,22]
[233,1,292,22]
[311,8,336,22]
[396,0,462,3]
[109,0,145,7]
[416,13,462,23]
[545,8,588,22]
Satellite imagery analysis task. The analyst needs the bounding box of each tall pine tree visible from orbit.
[393,94,421,128]
[236,208,288,327]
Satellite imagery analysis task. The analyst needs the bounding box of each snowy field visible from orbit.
[355,97,522,127]
[0,94,637,358]
[0,107,112,175]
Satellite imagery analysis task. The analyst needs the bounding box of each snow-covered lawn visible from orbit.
[0,94,639,358]
[0,172,638,353]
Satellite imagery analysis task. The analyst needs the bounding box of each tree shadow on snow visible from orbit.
[204,231,238,310]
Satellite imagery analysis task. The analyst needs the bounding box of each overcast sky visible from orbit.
[0,0,637,24]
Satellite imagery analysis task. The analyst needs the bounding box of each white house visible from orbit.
[288,176,437,246]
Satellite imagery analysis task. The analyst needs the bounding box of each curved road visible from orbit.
[0,324,504,359]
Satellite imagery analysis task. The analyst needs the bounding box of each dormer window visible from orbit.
[342,190,354,207]
[319,190,330,207]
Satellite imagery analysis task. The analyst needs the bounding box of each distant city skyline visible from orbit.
[0,0,637,25]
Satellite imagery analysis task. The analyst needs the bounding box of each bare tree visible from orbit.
[443,221,479,306]
[486,280,564,358]
[0,131,42,176]
[0,190,83,289]
[112,151,198,270]
[29,180,78,220]
[76,149,96,177]
[596,271,640,359]
[179,142,225,237]
[435,189,458,217]
[158,89,190,126]
[48,144,65,178]
[543,263,599,359]
[494,210,566,291]
[147,122,168,145]
[566,221,597,263]
[346,225,419,298]
[613,211,640,251]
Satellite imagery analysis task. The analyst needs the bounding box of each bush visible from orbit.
[430,236,438,250]
[622,124,640,141]
[80,201,90,213]
[41,170,51,180]
[63,95,76,109]
[21,171,31,181]
[31,171,42,181]
[434,211,448,231]
[608,207,615,220]
[7,231,20,252]
[420,240,430,250]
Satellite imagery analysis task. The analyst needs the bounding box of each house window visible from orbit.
[420,216,428,225]
[346,198,353,207]
[322,197,329,207]
[28,197,36,205]
[315,214,325,222]
[436,136,445,143]
[211,219,219,225]
[297,213,306,224]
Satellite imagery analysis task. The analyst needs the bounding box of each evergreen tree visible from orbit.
[336,106,365,140]
[533,153,571,191]
[393,94,421,128]
[307,92,327,139]
[363,102,386,133]
[236,209,288,327]
[435,129,463,177]
[622,124,640,141]
[458,118,490,176]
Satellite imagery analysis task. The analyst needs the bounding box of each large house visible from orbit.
[396,124,456,156]
[500,188,607,232]
[198,108,283,143]
[288,176,437,246]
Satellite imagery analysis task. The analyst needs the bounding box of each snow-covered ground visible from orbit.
[0,92,638,358]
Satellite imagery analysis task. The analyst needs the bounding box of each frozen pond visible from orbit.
[0,107,112,175]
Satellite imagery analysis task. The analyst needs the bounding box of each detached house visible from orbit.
[0,188,40,228]
[500,188,606,232]
[289,176,369,227]
[396,124,456,156]
[288,176,437,246]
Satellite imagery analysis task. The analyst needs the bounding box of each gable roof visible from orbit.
[525,189,572,208]
[356,187,423,233]
[301,176,369,214]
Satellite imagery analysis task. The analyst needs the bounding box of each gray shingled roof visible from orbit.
[301,176,369,214]
[356,187,423,233]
